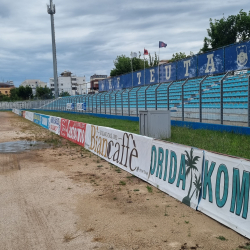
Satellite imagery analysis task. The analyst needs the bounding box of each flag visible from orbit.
[159,41,167,48]
[131,52,137,58]
[144,48,148,55]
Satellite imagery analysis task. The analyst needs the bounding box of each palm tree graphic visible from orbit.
[182,148,201,207]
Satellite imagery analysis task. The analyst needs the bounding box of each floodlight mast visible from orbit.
[47,0,59,98]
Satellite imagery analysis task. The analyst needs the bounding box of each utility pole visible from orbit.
[47,0,59,98]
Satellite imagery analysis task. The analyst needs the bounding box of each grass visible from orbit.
[216,235,228,241]
[146,185,153,193]
[33,110,250,159]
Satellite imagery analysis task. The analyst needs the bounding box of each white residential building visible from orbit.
[49,71,87,96]
[20,80,47,96]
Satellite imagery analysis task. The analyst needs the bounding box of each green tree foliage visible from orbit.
[18,86,33,100]
[0,86,33,102]
[168,52,187,63]
[0,93,10,101]
[110,53,158,77]
[9,88,19,101]
[200,10,250,53]
[59,91,70,97]
[35,86,53,99]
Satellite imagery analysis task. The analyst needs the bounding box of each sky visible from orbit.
[0,0,248,87]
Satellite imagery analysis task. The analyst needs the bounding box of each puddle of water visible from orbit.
[0,140,51,153]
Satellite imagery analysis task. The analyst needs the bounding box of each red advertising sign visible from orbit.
[60,118,87,147]
[22,111,26,118]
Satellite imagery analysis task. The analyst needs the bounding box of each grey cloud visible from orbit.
[0,0,249,86]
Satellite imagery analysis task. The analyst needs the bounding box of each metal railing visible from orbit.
[4,73,250,128]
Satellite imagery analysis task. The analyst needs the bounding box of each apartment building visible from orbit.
[20,79,47,95]
[50,71,86,96]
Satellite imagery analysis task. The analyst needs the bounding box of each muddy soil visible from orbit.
[0,112,249,250]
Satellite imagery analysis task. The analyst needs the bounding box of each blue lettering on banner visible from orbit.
[215,164,229,208]
[230,169,249,219]
[202,161,215,203]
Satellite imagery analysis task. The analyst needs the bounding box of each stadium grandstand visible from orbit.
[2,40,250,127]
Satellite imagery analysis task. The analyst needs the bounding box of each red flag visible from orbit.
[144,48,148,55]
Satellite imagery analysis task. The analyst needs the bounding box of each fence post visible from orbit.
[167,81,174,110]
[85,95,87,113]
[145,85,151,111]
[99,93,103,114]
[109,91,112,115]
[114,90,119,116]
[92,95,94,113]
[104,92,108,114]
[136,87,141,117]
[199,75,208,123]
[248,75,250,127]
[155,83,163,110]
[121,89,126,116]
[128,88,133,116]
[182,79,189,122]
[220,72,230,125]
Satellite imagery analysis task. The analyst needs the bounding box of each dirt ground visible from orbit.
[0,112,249,250]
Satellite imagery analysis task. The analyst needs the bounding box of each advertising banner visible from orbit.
[49,116,61,135]
[40,114,50,130]
[177,56,197,80]
[148,140,203,209]
[198,48,224,76]
[225,40,250,72]
[84,124,153,180]
[121,73,131,89]
[22,111,26,118]
[132,70,144,87]
[99,79,106,92]
[145,66,158,85]
[77,103,86,111]
[25,111,34,122]
[66,103,74,110]
[33,113,41,125]
[198,151,250,238]
[113,76,122,90]
[60,118,87,147]
[160,62,177,83]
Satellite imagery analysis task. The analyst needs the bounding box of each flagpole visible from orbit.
[144,53,145,86]
[158,47,160,83]
[131,53,133,88]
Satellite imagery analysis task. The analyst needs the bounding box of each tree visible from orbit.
[236,9,250,41]
[168,52,187,63]
[10,88,20,101]
[18,86,33,100]
[110,55,132,76]
[0,93,10,101]
[59,91,70,97]
[200,10,250,52]
[36,86,53,99]
[148,52,159,67]
[110,53,158,77]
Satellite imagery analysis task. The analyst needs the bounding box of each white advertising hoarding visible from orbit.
[198,151,250,238]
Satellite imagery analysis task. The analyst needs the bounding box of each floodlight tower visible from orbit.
[47,0,59,98]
